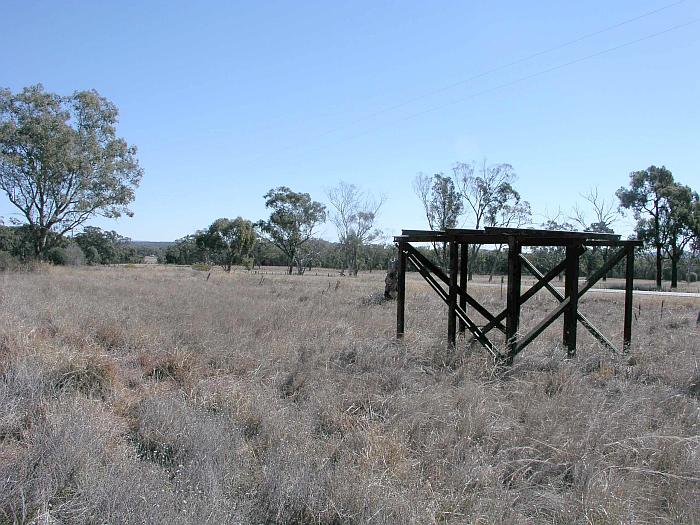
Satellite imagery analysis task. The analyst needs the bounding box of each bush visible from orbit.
[0,250,19,271]
[191,263,210,271]
[51,357,116,399]
[46,247,68,265]
[85,246,101,265]
[46,244,85,266]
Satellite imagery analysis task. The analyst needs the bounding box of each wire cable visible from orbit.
[247,0,689,163]
[318,0,689,136]
[278,18,699,163]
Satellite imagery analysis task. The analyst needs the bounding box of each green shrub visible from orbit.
[191,263,211,271]
[46,244,85,266]
[0,250,19,271]
[46,246,68,265]
[85,246,101,265]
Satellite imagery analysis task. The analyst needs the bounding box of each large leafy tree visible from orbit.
[258,187,326,275]
[616,166,674,289]
[660,183,699,288]
[0,84,143,259]
[198,217,256,272]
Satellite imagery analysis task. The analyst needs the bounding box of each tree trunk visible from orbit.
[654,207,662,290]
[488,245,504,282]
[671,255,679,288]
[602,248,608,282]
[34,227,49,260]
[351,244,359,276]
[468,244,481,281]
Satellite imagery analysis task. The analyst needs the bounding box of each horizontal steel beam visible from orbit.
[485,226,621,241]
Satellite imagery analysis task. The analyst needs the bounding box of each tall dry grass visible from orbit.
[0,265,698,524]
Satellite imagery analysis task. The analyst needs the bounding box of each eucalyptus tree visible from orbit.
[326,181,385,276]
[74,226,132,264]
[659,183,699,288]
[258,186,326,275]
[452,160,530,279]
[413,172,463,268]
[616,166,675,289]
[0,85,143,259]
[200,217,257,272]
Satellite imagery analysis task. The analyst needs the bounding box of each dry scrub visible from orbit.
[0,266,698,524]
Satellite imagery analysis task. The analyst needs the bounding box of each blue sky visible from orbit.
[2,0,699,241]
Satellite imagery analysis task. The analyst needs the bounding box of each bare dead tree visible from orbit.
[326,181,386,276]
[537,207,576,281]
[571,187,619,233]
[570,187,620,281]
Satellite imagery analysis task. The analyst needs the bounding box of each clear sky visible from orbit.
[2,0,699,241]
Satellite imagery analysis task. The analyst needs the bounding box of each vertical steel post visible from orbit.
[563,242,580,356]
[623,244,634,352]
[459,243,468,333]
[448,240,459,346]
[397,242,406,339]
[505,237,521,361]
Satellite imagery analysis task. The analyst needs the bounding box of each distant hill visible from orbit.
[129,240,175,250]
[127,240,174,257]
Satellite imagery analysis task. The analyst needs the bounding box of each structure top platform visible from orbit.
[394,227,641,246]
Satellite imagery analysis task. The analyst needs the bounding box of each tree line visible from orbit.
[412,162,698,288]
[162,184,388,275]
[1,85,698,287]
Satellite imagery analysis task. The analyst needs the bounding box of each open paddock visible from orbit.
[0,265,698,524]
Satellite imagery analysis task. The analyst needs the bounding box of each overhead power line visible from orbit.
[254,0,687,159]
[279,17,699,162]
[389,18,700,126]
[322,0,688,135]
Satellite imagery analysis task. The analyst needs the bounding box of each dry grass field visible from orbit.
[0,265,698,524]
